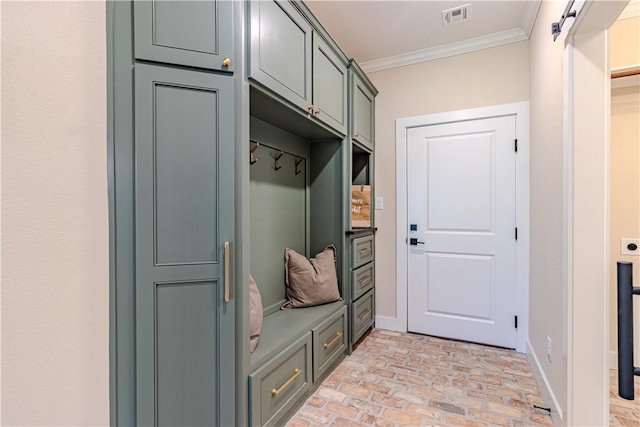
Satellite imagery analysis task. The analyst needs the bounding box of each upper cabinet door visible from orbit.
[249,0,313,112]
[352,75,375,150]
[312,34,347,136]
[134,0,233,71]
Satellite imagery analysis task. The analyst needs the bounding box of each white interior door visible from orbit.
[406,116,517,348]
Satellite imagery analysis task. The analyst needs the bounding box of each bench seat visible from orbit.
[250,300,346,371]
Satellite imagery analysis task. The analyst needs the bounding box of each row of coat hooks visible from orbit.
[250,140,305,175]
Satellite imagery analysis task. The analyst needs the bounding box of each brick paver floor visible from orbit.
[287,329,553,426]
[610,368,640,426]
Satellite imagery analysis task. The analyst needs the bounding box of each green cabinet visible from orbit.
[249,0,347,136]
[312,33,348,135]
[133,62,235,426]
[249,0,312,111]
[349,60,376,150]
[111,1,374,425]
[134,0,233,71]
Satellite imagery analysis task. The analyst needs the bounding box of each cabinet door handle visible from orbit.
[224,242,230,302]
[323,332,343,349]
[358,275,372,286]
[308,105,314,113]
[358,308,373,320]
[314,108,320,116]
[359,248,371,256]
[354,133,359,138]
[271,368,302,396]
[222,57,231,67]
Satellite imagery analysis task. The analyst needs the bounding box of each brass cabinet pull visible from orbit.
[314,108,320,116]
[308,105,314,112]
[222,57,231,67]
[358,308,372,320]
[271,368,301,396]
[323,332,343,349]
[354,133,359,138]
[358,275,372,286]
[224,242,230,302]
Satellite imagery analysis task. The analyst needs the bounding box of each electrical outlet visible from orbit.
[547,337,552,363]
[621,238,640,256]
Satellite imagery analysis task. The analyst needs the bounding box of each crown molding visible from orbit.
[618,0,640,20]
[361,27,528,74]
[521,0,542,37]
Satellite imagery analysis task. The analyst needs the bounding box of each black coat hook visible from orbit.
[274,151,284,171]
[295,158,303,175]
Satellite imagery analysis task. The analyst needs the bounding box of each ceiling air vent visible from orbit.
[442,4,471,26]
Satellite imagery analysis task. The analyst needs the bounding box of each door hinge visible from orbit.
[515,139,518,152]
[515,315,518,329]
[515,227,518,240]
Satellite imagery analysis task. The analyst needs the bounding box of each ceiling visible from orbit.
[305,0,541,73]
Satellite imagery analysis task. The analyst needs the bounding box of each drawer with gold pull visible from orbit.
[352,289,374,343]
[249,333,312,427]
[312,305,347,381]
[352,234,374,268]
[352,262,374,301]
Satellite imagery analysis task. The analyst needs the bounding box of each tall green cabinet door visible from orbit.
[134,63,235,427]
[249,0,313,112]
[312,33,347,135]
[352,73,375,150]
[134,0,233,71]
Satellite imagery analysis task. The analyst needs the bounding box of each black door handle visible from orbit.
[409,238,425,246]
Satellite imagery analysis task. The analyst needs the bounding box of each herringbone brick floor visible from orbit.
[609,368,640,426]
[287,329,553,427]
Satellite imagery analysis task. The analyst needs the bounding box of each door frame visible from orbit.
[395,101,530,352]
[563,1,629,424]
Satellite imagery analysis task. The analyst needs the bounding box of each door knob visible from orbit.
[409,238,424,246]
[222,58,231,67]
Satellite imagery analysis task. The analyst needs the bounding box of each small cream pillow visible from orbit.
[282,245,341,309]
[249,275,263,354]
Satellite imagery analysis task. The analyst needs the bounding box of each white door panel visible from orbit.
[407,116,516,348]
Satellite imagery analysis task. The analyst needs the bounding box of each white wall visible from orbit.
[609,15,640,359]
[610,84,640,358]
[1,2,109,425]
[527,0,568,421]
[367,41,530,320]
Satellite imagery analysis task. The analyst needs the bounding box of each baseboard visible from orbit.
[375,315,405,332]
[527,339,563,425]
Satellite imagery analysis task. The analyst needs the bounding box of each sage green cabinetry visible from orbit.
[345,61,378,350]
[249,334,313,427]
[134,0,233,71]
[312,33,348,135]
[349,60,376,150]
[134,60,235,427]
[248,0,311,110]
[248,0,347,136]
[110,1,236,425]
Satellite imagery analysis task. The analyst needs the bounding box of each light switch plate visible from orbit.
[621,238,640,256]
[375,197,384,210]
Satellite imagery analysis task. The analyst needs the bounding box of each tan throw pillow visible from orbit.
[249,275,263,354]
[282,245,342,309]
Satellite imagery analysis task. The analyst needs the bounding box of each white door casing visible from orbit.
[395,102,529,353]
[406,116,517,349]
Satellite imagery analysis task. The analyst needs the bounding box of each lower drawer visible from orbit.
[249,333,312,427]
[312,305,347,381]
[352,262,374,301]
[352,289,375,343]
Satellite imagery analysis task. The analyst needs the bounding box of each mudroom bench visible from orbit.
[249,302,347,427]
